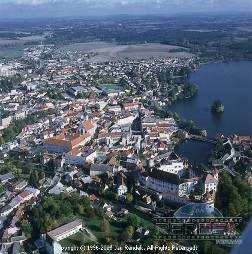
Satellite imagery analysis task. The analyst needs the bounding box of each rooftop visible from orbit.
[47,219,83,240]
[141,168,182,185]
[174,203,223,218]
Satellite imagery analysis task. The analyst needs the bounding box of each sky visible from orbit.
[0,0,252,19]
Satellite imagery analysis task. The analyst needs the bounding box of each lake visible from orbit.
[171,61,252,164]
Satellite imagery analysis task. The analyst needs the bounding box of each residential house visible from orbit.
[107,105,122,114]
[49,182,75,195]
[123,102,139,111]
[90,164,113,176]
[232,135,252,145]
[68,86,88,97]
[0,172,14,184]
[12,180,28,192]
[115,172,128,197]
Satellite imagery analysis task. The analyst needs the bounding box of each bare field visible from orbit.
[0,35,45,59]
[59,42,194,62]
[0,35,45,46]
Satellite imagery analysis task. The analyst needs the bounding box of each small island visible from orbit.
[211,99,224,114]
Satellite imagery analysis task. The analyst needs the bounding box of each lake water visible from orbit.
[171,61,252,164]
[175,141,214,165]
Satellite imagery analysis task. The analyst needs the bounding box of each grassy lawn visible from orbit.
[60,231,88,247]
[102,83,123,92]
[59,216,124,248]
[0,184,5,195]
[56,207,155,248]
[86,217,124,242]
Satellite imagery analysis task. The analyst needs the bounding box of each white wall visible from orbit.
[158,161,184,176]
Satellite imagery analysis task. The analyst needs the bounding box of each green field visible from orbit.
[0,46,25,59]
[60,216,124,247]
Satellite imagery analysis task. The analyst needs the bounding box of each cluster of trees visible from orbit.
[100,217,110,234]
[1,110,54,144]
[0,151,45,183]
[46,87,64,100]
[244,148,252,158]
[76,91,97,99]
[234,159,251,176]
[156,68,197,102]
[165,83,198,104]
[120,214,141,241]
[158,71,171,84]
[46,18,224,49]
[0,158,22,176]
[228,39,252,59]
[215,172,251,217]
[177,118,204,136]
[46,15,252,62]
[191,179,205,196]
[154,109,204,136]
[28,170,44,188]
[0,74,22,92]
[211,141,231,160]
[183,84,198,98]
[27,193,94,235]
[211,99,224,114]
[99,217,136,244]
[99,212,145,243]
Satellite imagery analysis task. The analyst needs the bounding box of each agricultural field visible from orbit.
[59,42,193,62]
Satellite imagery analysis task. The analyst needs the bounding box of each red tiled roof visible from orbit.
[68,147,82,156]
[123,102,139,109]
[19,191,31,199]
[82,119,95,131]
[233,136,252,143]
[45,133,90,149]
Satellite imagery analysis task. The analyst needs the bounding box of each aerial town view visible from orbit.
[0,1,251,254]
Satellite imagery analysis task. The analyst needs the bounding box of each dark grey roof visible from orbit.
[12,243,20,254]
[174,203,223,218]
[90,164,113,172]
[141,169,182,185]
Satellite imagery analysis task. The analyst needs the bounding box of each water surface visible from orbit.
[171,61,252,138]
[172,61,252,164]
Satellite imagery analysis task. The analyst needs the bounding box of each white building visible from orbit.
[139,169,193,204]
[0,172,14,184]
[204,173,219,193]
[0,64,17,76]
[47,219,84,242]
[64,149,97,166]
[107,105,122,113]
[118,184,128,196]
[68,86,88,97]
[115,115,137,127]
[0,116,12,130]
[158,159,185,177]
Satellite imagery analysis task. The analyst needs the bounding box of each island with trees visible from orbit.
[211,99,224,114]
